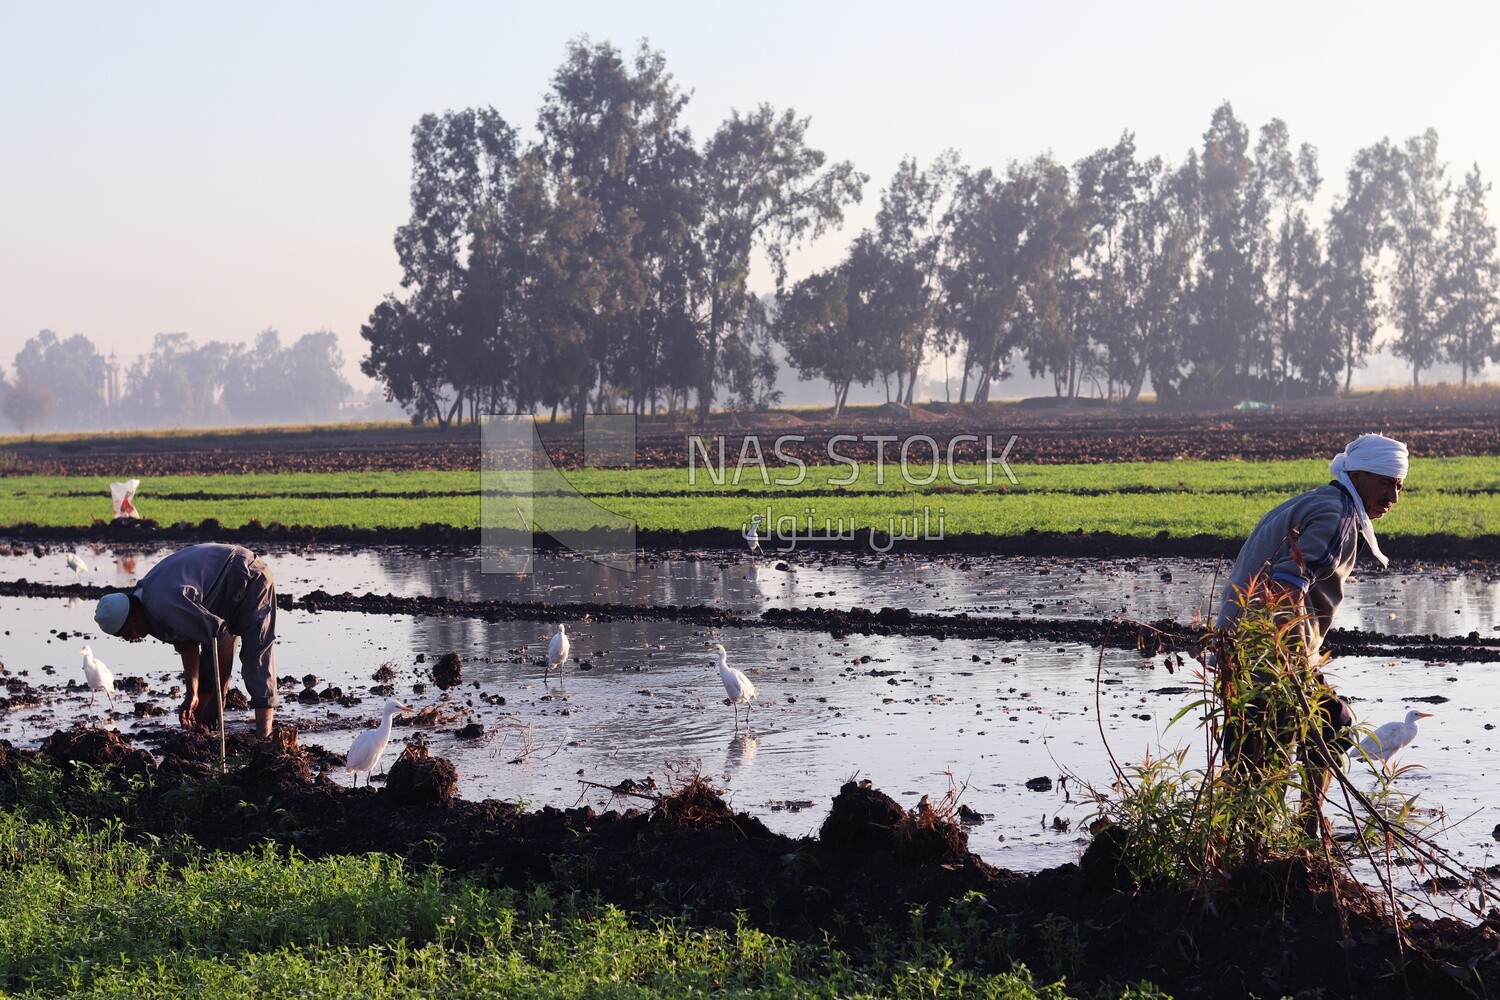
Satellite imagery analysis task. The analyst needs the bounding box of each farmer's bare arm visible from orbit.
[178,646,200,729]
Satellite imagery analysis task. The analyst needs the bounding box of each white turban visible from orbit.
[1328,433,1409,568]
[1330,433,1409,481]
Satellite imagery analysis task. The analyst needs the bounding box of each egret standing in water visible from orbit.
[707,642,758,732]
[547,623,570,676]
[66,553,91,575]
[1351,709,1433,771]
[346,699,412,787]
[79,645,115,710]
[745,514,763,556]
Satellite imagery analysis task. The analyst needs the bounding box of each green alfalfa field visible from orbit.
[0,457,1494,539]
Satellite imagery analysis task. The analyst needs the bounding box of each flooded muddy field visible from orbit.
[5,542,1500,894]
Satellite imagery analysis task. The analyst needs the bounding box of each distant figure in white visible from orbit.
[745,514,763,556]
[346,698,412,787]
[547,624,570,675]
[1351,709,1433,772]
[708,642,758,732]
[66,553,91,575]
[79,645,115,710]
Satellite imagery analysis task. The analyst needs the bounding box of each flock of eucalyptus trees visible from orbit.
[361,39,1500,424]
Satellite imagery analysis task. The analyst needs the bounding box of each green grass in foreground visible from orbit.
[0,762,1173,999]
[0,457,1495,538]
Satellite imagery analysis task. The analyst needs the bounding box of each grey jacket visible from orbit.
[134,543,257,649]
[1216,482,1363,655]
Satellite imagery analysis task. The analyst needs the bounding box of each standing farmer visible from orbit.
[1215,433,1407,831]
[93,543,279,736]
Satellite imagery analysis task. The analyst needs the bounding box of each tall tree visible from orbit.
[1071,133,1148,400]
[123,333,236,426]
[1436,165,1500,384]
[697,104,865,419]
[943,157,1075,404]
[1252,119,1321,390]
[843,231,928,402]
[1182,103,1268,397]
[363,107,519,425]
[537,38,700,420]
[0,376,53,433]
[1115,156,1199,402]
[1010,156,1089,397]
[718,295,782,412]
[1385,129,1449,386]
[776,268,872,417]
[871,152,960,403]
[1322,141,1394,391]
[501,156,608,421]
[12,330,108,430]
[222,329,351,424]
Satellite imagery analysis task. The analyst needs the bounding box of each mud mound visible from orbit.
[819,780,906,851]
[873,402,948,423]
[39,726,154,776]
[238,727,315,790]
[431,652,462,690]
[0,723,1491,997]
[653,775,772,837]
[891,794,970,864]
[384,735,457,807]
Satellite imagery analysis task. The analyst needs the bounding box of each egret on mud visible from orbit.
[79,645,115,709]
[745,514,763,556]
[707,642,758,732]
[1351,709,1433,771]
[547,623,570,675]
[66,553,90,575]
[346,698,412,787]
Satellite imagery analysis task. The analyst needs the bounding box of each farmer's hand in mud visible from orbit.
[179,691,201,730]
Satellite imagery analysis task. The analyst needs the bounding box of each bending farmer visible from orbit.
[1215,433,1407,830]
[93,543,279,736]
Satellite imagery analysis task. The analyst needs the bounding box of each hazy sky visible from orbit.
[3,1,1497,391]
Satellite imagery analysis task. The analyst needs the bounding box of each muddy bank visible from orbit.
[6,395,1500,477]
[7,518,1500,561]
[7,577,1498,664]
[3,725,1494,999]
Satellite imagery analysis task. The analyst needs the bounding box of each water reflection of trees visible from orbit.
[1344,574,1500,636]
[372,550,753,611]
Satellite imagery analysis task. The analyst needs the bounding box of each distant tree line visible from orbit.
[0,328,351,433]
[364,39,1500,422]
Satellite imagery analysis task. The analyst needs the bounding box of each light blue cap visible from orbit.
[94,593,130,635]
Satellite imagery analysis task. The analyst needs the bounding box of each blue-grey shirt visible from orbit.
[1216,482,1363,655]
[133,543,251,648]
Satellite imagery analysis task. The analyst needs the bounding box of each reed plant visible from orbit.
[1086,577,1497,933]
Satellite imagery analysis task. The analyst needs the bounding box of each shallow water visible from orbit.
[14,543,1500,637]
[4,544,1499,914]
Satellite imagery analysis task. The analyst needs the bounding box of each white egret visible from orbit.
[547,623,570,675]
[707,642,758,732]
[346,699,412,787]
[66,553,90,575]
[1351,709,1433,770]
[745,514,763,555]
[78,645,115,709]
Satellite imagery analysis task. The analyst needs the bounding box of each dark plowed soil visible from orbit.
[7,395,1499,478]
[3,726,1495,999]
[11,518,1500,561]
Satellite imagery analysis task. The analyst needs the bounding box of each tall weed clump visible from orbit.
[1088,576,1338,890]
